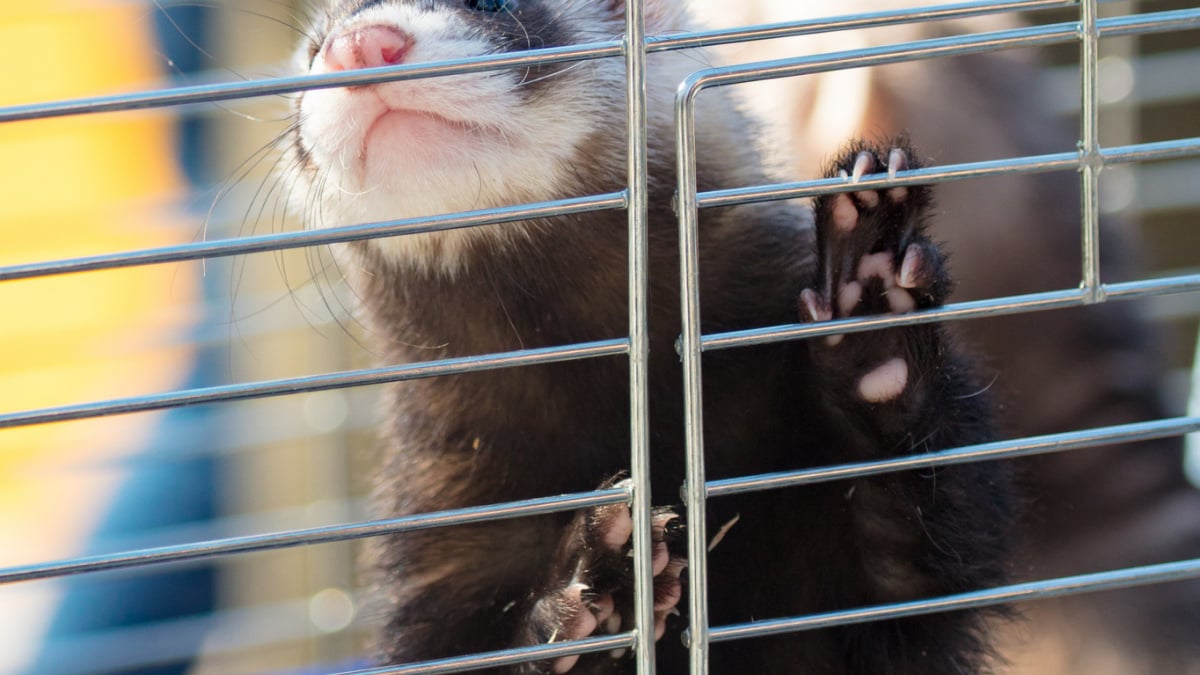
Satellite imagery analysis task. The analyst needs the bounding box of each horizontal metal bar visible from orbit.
[0,193,625,283]
[1099,7,1200,37]
[339,632,635,675]
[699,288,1083,351]
[3,135,1184,303]
[1105,274,1200,301]
[0,0,1064,125]
[699,152,1079,208]
[708,416,1200,497]
[7,4,1190,130]
[4,137,1185,287]
[0,487,628,585]
[682,22,1077,93]
[707,557,1200,643]
[1102,137,1200,165]
[699,137,1200,208]
[647,0,1074,52]
[0,42,622,124]
[697,273,1200,351]
[0,339,627,430]
[678,9,1200,97]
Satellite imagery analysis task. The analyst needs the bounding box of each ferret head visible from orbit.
[288,0,694,277]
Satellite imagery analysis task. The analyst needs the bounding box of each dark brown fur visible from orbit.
[290,1,1016,672]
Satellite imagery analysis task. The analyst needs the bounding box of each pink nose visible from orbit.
[322,24,413,71]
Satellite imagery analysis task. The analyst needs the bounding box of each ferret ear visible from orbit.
[601,0,688,32]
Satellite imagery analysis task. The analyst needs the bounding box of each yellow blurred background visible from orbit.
[0,1,197,559]
[0,5,201,670]
[0,3,367,672]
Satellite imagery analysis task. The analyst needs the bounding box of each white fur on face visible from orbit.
[294,4,619,276]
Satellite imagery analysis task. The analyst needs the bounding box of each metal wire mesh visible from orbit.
[1,0,1199,673]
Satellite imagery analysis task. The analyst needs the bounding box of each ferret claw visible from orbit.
[887,147,907,180]
[851,151,875,183]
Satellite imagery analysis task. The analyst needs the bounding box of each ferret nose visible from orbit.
[322,25,413,71]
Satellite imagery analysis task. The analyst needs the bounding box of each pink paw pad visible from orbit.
[858,357,909,403]
[801,140,941,406]
[549,501,685,673]
[831,193,859,232]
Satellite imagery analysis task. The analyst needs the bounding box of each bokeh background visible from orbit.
[1,3,369,672]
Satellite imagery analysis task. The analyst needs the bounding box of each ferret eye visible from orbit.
[465,0,516,11]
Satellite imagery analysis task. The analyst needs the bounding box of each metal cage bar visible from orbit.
[0,339,630,429]
[1080,0,1104,302]
[710,556,1200,643]
[0,488,629,586]
[0,193,627,282]
[623,1,658,672]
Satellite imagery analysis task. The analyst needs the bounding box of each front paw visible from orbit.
[522,479,686,674]
[799,140,951,404]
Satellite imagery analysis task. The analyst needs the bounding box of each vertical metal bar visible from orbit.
[624,1,656,672]
[1080,0,1104,302]
[676,74,710,675]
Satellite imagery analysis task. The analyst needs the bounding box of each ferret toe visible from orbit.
[531,490,686,673]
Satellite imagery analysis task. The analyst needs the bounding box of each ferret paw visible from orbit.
[523,479,685,674]
[799,140,950,404]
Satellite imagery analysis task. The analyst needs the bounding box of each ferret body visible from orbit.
[288,1,1013,673]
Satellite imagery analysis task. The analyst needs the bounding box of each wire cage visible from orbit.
[1,0,1199,673]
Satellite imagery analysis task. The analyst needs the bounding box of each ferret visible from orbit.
[285,1,1013,673]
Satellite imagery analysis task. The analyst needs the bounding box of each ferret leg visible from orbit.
[801,140,975,445]
[515,478,686,674]
[372,492,683,675]
[799,140,1013,674]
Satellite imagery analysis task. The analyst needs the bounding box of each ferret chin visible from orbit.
[292,2,619,275]
[285,1,1015,673]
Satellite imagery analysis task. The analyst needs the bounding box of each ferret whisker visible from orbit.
[512,58,590,89]
[147,0,318,130]
[292,246,337,338]
[156,0,319,44]
[505,6,532,52]
[301,175,379,351]
[306,247,366,345]
[199,126,289,242]
[150,1,221,69]
[954,372,999,400]
[215,121,297,233]
[240,137,300,239]
[201,126,296,338]
[482,258,525,350]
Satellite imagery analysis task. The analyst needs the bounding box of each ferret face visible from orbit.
[289,0,670,276]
